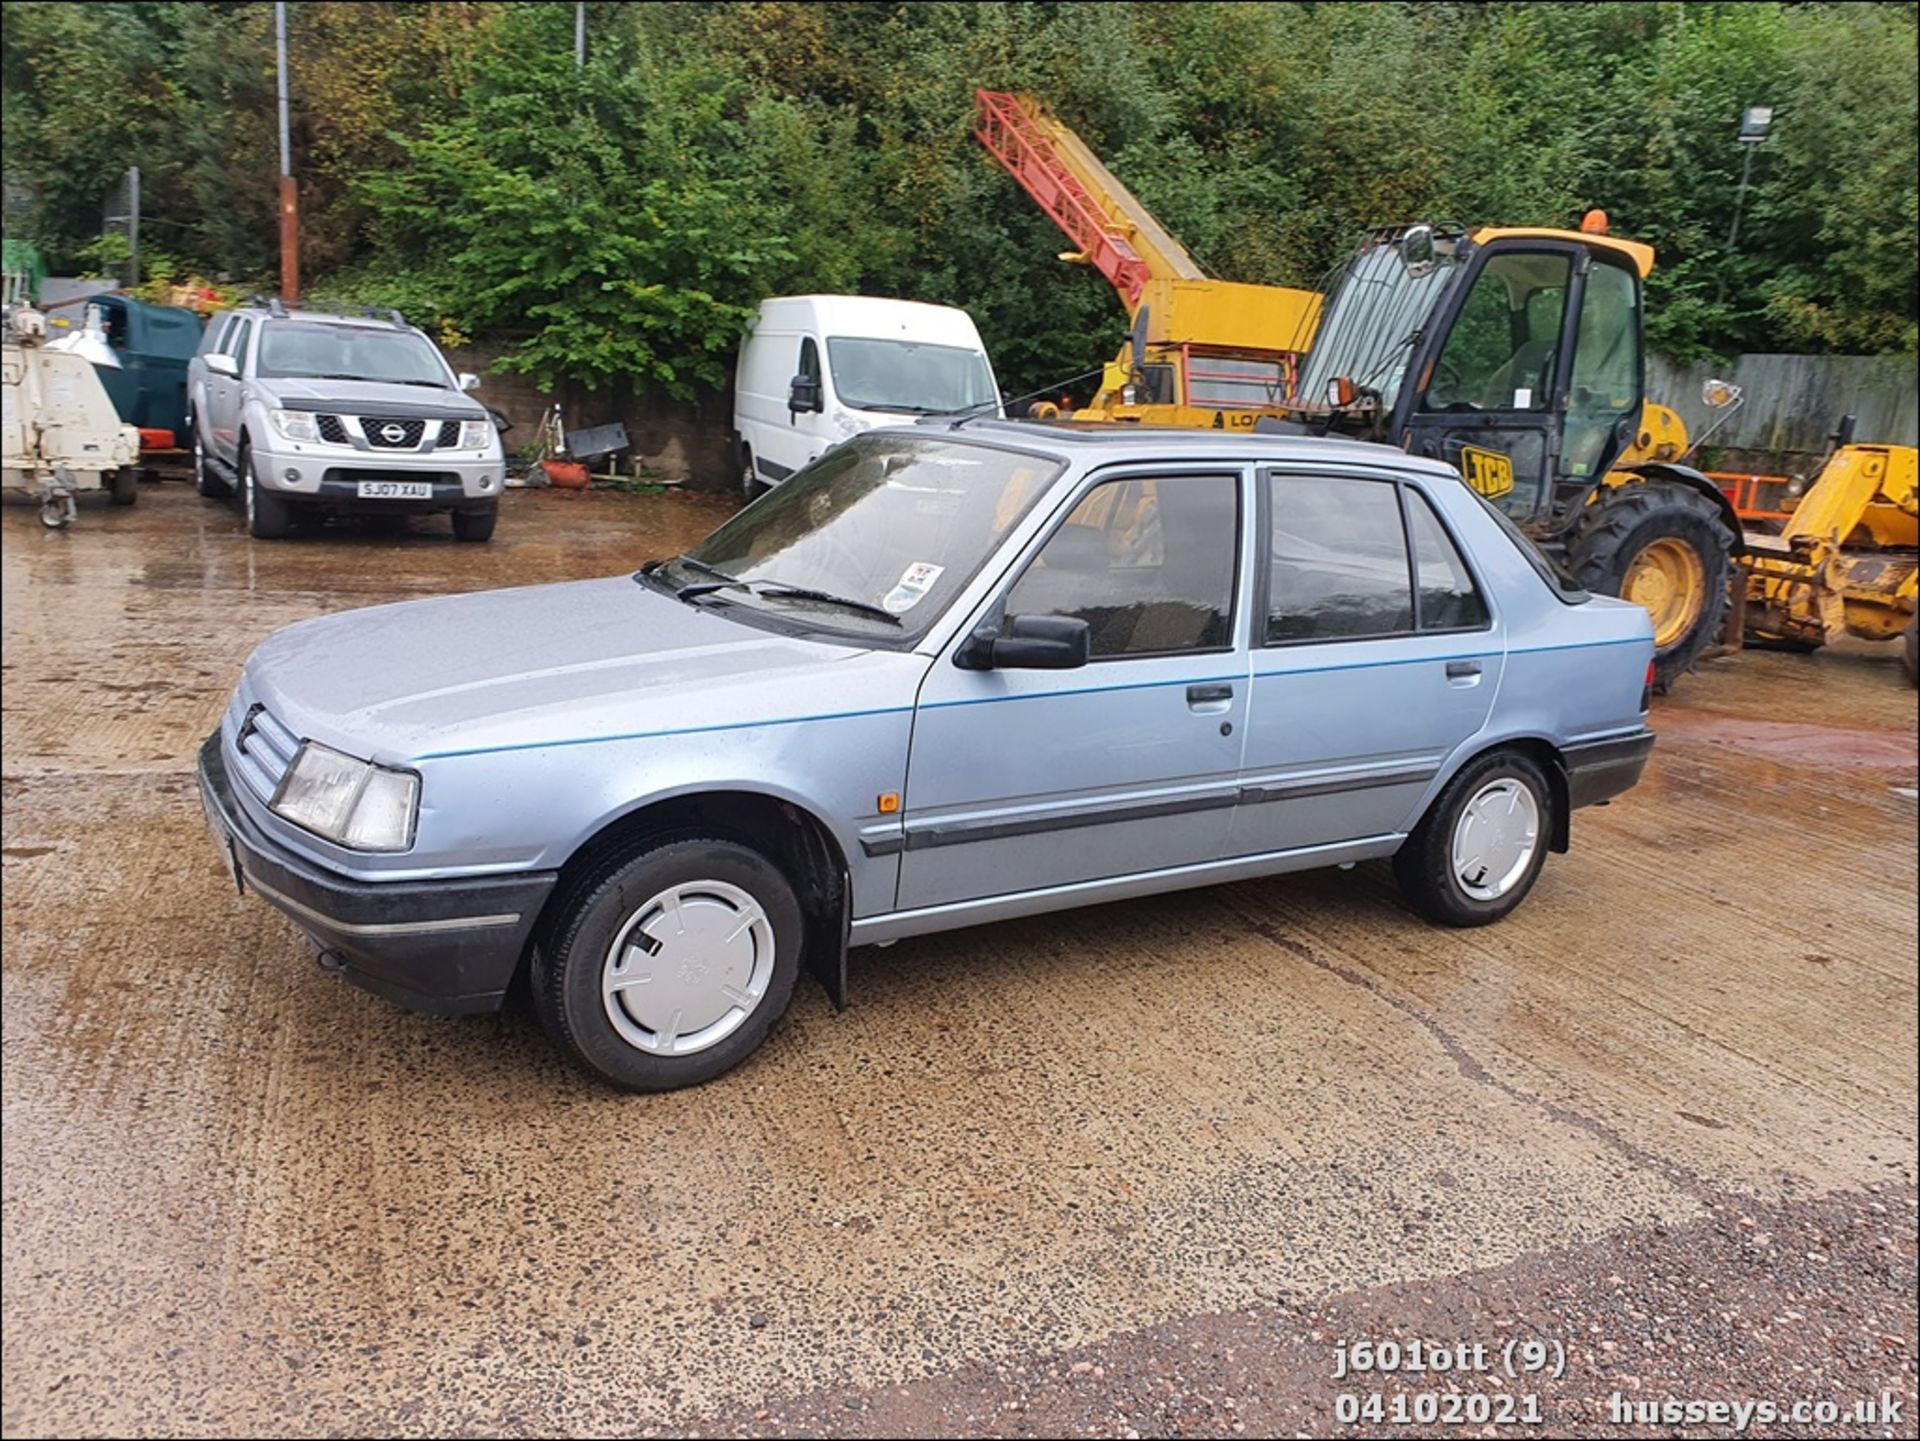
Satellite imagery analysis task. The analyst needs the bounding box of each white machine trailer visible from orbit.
[2,302,141,528]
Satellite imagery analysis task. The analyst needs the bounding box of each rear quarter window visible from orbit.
[1464,484,1590,603]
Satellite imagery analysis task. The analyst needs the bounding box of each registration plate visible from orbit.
[201,783,244,895]
[356,480,434,500]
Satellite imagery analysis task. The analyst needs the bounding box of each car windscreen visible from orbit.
[255,322,452,387]
[658,435,1062,641]
[824,338,998,414]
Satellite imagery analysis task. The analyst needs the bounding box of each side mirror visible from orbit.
[205,353,239,379]
[458,372,482,393]
[788,374,823,414]
[955,614,1090,671]
[1701,378,1743,409]
[1399,224,1436,279]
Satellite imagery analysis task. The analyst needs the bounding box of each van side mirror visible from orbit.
[788,374,823,414]
[955,614,1090,671]
[205,353,239,379]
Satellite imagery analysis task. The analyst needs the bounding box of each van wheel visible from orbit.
[452,505,497,542]
[531,837,803,1092]
[1393,749,1552,927]
[241,443,293,539]
[740,447,768,501]
[192,422,230,498]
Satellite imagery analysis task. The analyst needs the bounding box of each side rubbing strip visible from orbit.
[906,789,1237,851]
[1236,764,1437,806]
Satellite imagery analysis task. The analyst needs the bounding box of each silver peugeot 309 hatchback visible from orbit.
[200,423,1656,1091]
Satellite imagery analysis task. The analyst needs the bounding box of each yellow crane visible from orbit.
[974,90,1320,428]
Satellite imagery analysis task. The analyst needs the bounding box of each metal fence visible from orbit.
[1649,352,1918,466]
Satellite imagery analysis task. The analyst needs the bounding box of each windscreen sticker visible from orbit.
[1513,386,1533,409]
[882,562,945,614]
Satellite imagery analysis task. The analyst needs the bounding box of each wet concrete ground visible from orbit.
[3,484,1915,1437]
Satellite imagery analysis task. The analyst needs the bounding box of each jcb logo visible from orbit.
[1459,444,1515,499]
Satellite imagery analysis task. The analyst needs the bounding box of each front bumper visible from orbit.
[198,733,556,1015]
[1563,728,1656,809]
[250,437,502,511]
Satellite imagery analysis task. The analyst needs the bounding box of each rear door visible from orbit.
[897,467,1251,911]
[1232,468,1503,856]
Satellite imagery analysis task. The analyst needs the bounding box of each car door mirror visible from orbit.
[788,374,823,414]
[205,353,239,379]
[457,372,482,393]
[956,614,1090,671]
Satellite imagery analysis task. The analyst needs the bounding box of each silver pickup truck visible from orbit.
[186,301,505,540]
[200,424,1656,1091]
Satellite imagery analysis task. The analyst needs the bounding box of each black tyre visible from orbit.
[1393,749,1553,928]
[1903,615,1917,688]
[740,446,768,502]
[531,837,803,1092]
[241,443,293,539]
[192,421,230,498]
[109,466,138,505]
[1569,481,1733,693]
[452,505,497,543]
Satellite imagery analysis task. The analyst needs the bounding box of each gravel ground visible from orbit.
[691,1182,1918,1439]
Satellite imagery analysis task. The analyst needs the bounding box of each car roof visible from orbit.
[892,417,1459,479]
[229,306,417,333]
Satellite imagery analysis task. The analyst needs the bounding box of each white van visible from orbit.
[732,295,1001,496]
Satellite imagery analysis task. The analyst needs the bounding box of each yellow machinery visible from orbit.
[1735,438,1918,683]
[975,90,1320,428]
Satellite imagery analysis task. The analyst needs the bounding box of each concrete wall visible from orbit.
[1648,352,1917,473]
[444,341,733,490]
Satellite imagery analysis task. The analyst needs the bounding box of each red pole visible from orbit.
[278,175,300,305]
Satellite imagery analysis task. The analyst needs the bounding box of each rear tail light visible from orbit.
[1640,659,1655,711]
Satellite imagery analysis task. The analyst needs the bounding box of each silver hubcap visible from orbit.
[1451,778,1541,901]
[244,460,255,524]
[600,880,774,1056]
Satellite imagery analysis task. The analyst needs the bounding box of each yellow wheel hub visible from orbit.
[1623,537,1707,649]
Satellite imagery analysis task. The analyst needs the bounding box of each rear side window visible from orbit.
[1266,475,1412,642]
[1406,490,1490,630]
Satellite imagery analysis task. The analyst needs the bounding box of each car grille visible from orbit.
[229,700,300,803]
[361,417,426,449]
[316,413,349,444]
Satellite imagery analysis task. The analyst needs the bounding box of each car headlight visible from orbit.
[270,741,419,851]
[268,408,318,442]
[459,418,493,450]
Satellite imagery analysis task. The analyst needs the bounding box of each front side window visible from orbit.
[824,337,996,415]
[1005,475,1238,658]
[798,336,821,385]
[1406,490,1490,630]
[657,435,1061,641]
[1422,252,1571,413]
[255,322,452,388]
[1562,260,1641,477]
[1267,475,1412,643]
[227,317,253,367]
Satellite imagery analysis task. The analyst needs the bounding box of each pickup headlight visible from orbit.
[270,741,419,851]
[268,408,318,442]
[458,418,493,450]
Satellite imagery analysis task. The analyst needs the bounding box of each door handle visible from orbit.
[1445,660,1482,679]
[1186,683,1234,705]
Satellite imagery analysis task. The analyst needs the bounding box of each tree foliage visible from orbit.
[5,1,1914,396]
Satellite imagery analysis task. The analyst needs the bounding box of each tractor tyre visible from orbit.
[1902,615,1917,688]
[1568,481,1733,694]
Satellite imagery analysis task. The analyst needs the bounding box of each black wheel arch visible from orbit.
[537,789,853,1009]
[1430,737,1572,854]
[1610,461,1745,558]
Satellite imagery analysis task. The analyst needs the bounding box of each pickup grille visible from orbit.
[361,417,426,449]
[316,414,349,444]
[230,701,300,802]
[436,419,462,447]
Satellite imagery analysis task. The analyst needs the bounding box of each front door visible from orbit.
[1233,469,1503,857]
[1404,246,1576,523]
[897,469,1250,912]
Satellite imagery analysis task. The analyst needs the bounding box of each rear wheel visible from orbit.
[1903,615,1917,687]
[1569,481,1732,692]
[1394,749,1552,927]
[452,505,497,543]
[241,443,293,539]
[532,836,803,1092]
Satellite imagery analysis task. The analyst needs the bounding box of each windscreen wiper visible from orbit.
[753,583,901,626]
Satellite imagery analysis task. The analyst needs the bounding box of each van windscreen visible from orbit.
[825,338,996,415]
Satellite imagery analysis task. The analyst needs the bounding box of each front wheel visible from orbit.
[452,505,497,543]
[241,444,293,539]
[1903,615,1917,688]
[1569,481,1733,693]
[740,446,768,502]
[1394,750,1552,927]
[531,837,804,1092]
